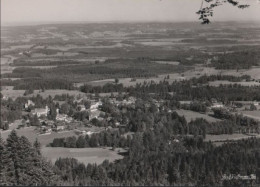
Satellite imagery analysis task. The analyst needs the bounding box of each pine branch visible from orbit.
[197,0,250,24]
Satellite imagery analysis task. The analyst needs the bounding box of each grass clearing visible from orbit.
[1,126,77,146]
[42,147,124,165]
[1,87,87,99]
[88,72,189,87]
[0,121,119,166]
[237,110,260,121]
[175,109,220,123]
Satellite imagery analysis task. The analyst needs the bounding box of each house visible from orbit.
[211,103,224,108]
[24,100,35,109]
[90,101,102,111]
[2,96,9,101]
[54,123,65,131]
[32,106,49,117]
[56,113,73,123]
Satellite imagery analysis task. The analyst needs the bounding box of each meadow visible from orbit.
[1,86,87,99]
[42,147,124,165]
[175,109,220,123]
[238,110,260,121]
[1,124,124,165]
[0,126,77,146]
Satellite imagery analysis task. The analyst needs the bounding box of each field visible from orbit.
[1,86,87,99]
[86,65,260,88]
[237,110,260,121]
[0,122,124,165]
[1,127,123,165]
[42,147,124,165]
[175,109,220,123]
[88,72,188,87]
[0,125,78,146]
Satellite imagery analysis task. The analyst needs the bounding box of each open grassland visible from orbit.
[88,72,189,87]
[0,122,122,165]
[0,126,78,146]
[1,86,25,99]
[88,65,260,88]
[175,109,220,123]
[1,86,87,99]
[237,110,260,121]
[42,147,124,165]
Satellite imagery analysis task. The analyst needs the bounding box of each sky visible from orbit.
[1,0,260,25]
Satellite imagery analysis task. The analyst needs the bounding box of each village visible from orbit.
[2,88,260,139]
[1,92,138,137]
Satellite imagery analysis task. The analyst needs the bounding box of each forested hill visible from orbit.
[1,130,260,186]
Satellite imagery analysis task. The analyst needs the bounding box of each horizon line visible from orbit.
[2,20,260,27]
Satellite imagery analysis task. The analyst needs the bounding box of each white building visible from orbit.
[56,113,73,123]
[32,106,49,117]
[25,100,35,109]
[55,124,65,131]
[2,96,9,101]
[90,101,102,111]
[211,103,224,108]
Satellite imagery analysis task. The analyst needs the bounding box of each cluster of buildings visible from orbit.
[109,97,136,107]
[22,98,106,134]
